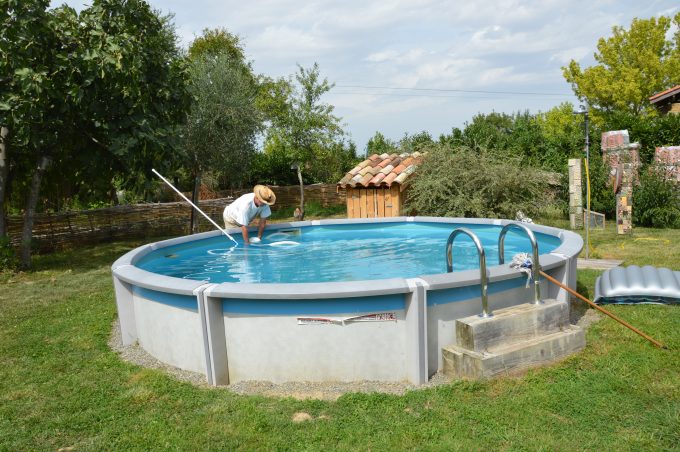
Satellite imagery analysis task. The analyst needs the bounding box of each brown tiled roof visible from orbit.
[649,85,680,103]
[337,152,424,188]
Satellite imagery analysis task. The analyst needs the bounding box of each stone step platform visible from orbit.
[455,298,570,352]
[442,299,586,380]
[443,327,585,379]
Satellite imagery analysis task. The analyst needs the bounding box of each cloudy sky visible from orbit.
[53,0,678,153]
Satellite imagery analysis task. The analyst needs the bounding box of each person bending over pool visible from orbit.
[223,185,276,245]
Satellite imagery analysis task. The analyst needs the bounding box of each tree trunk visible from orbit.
[296,165,305,221]
[190,172,201,234]
[20,155,51,269]
[0,126,8,238]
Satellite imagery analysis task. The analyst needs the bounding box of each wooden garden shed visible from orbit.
[337,152,423,218]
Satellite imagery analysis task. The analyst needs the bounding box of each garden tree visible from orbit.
[0,0,53,241]
[563,13,680,116]
[263,63,345,219]
[533,103,600,171]
[0,0,68,267]
[188,27,246,62]
[0,0,190,268]
[366,131,396,155]
[398,131,434,153]
[440,112,546,166]
[59,0,189,202]
[602,110,680,164]
[183,51,262,232]
[451,112,514,151]
[185,28,260,231]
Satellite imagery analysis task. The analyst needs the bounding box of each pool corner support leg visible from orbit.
[405,279,428,385]
[112,274,137,346]
[200,291,230,386]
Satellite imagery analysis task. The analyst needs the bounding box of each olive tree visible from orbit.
[183,51,262,232]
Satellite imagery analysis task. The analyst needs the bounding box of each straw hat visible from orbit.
[253,185,276,205]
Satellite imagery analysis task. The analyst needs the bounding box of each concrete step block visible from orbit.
[456,298,569,352]
[443,326,585,380]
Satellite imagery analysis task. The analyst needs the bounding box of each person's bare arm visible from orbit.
[258,218,267,239]
[241,225,250,244]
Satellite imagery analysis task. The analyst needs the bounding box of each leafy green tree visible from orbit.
[563,13,680,116]
[603,110,680,164]
[183,51,262,232]
[263,63,345,219]
[188,28,246,62]
[398,131,433,153]
[366,131,396,156]
[456,112,514,151]
[1,0,189,268]
[534,102,596,171]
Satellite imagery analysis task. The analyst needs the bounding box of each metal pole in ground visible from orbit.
[584,106,590,260]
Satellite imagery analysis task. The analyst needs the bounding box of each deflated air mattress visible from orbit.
[594,265,680,305]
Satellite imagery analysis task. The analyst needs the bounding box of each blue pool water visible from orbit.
[137,222,562,284]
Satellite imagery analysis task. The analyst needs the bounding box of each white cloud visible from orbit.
[48,0,677,148]
[249,25,337,59]
[550,47,591,64]
[365,50,400,63]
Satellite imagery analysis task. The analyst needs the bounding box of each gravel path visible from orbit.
[109,306,601,401]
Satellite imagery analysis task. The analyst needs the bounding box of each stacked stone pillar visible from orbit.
[568,159,583,229]
[601,130,639,235]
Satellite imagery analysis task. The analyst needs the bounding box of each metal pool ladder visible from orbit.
[498,222,541,304]
[446,228,491,318]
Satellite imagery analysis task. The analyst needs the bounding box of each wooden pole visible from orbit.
[540,270,666,349]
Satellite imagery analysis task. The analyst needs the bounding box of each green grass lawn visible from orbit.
[1,222,678,450]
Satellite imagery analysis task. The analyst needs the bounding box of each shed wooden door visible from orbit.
[346,187,402,218]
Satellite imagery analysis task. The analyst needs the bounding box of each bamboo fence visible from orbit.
[6,184,345,252]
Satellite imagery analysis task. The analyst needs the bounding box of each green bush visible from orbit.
[633,169,680,228]
[0,236,17,270]
[405,145,553,219]
[269,200,346,220]
[585,152,616,218]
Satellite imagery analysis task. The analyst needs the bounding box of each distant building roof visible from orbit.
[649,85,680,103]
[337,152,424,188]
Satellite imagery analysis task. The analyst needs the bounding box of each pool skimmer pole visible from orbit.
[151,169,239,246]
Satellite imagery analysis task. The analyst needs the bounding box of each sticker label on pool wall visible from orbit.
[297,312,397,325]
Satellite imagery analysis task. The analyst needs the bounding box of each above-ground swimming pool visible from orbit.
[112,217,582,385]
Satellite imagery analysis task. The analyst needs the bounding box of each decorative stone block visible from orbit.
[568,159,583,229]
[654,146,680,182]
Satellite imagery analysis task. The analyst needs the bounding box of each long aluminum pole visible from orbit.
[151,169,238,245]
[540,270,666,349]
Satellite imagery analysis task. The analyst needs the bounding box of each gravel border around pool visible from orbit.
[109,304,600,401]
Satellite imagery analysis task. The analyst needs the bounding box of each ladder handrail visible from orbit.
[446,227,491,318]
[498,222,541,304]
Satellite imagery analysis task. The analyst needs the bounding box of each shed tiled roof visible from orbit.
[337,152,424,188]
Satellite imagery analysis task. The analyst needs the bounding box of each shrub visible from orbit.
[586,152,616,218]
[405,145,552,219]
[0,236,17,271]
[633,169,680,228]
